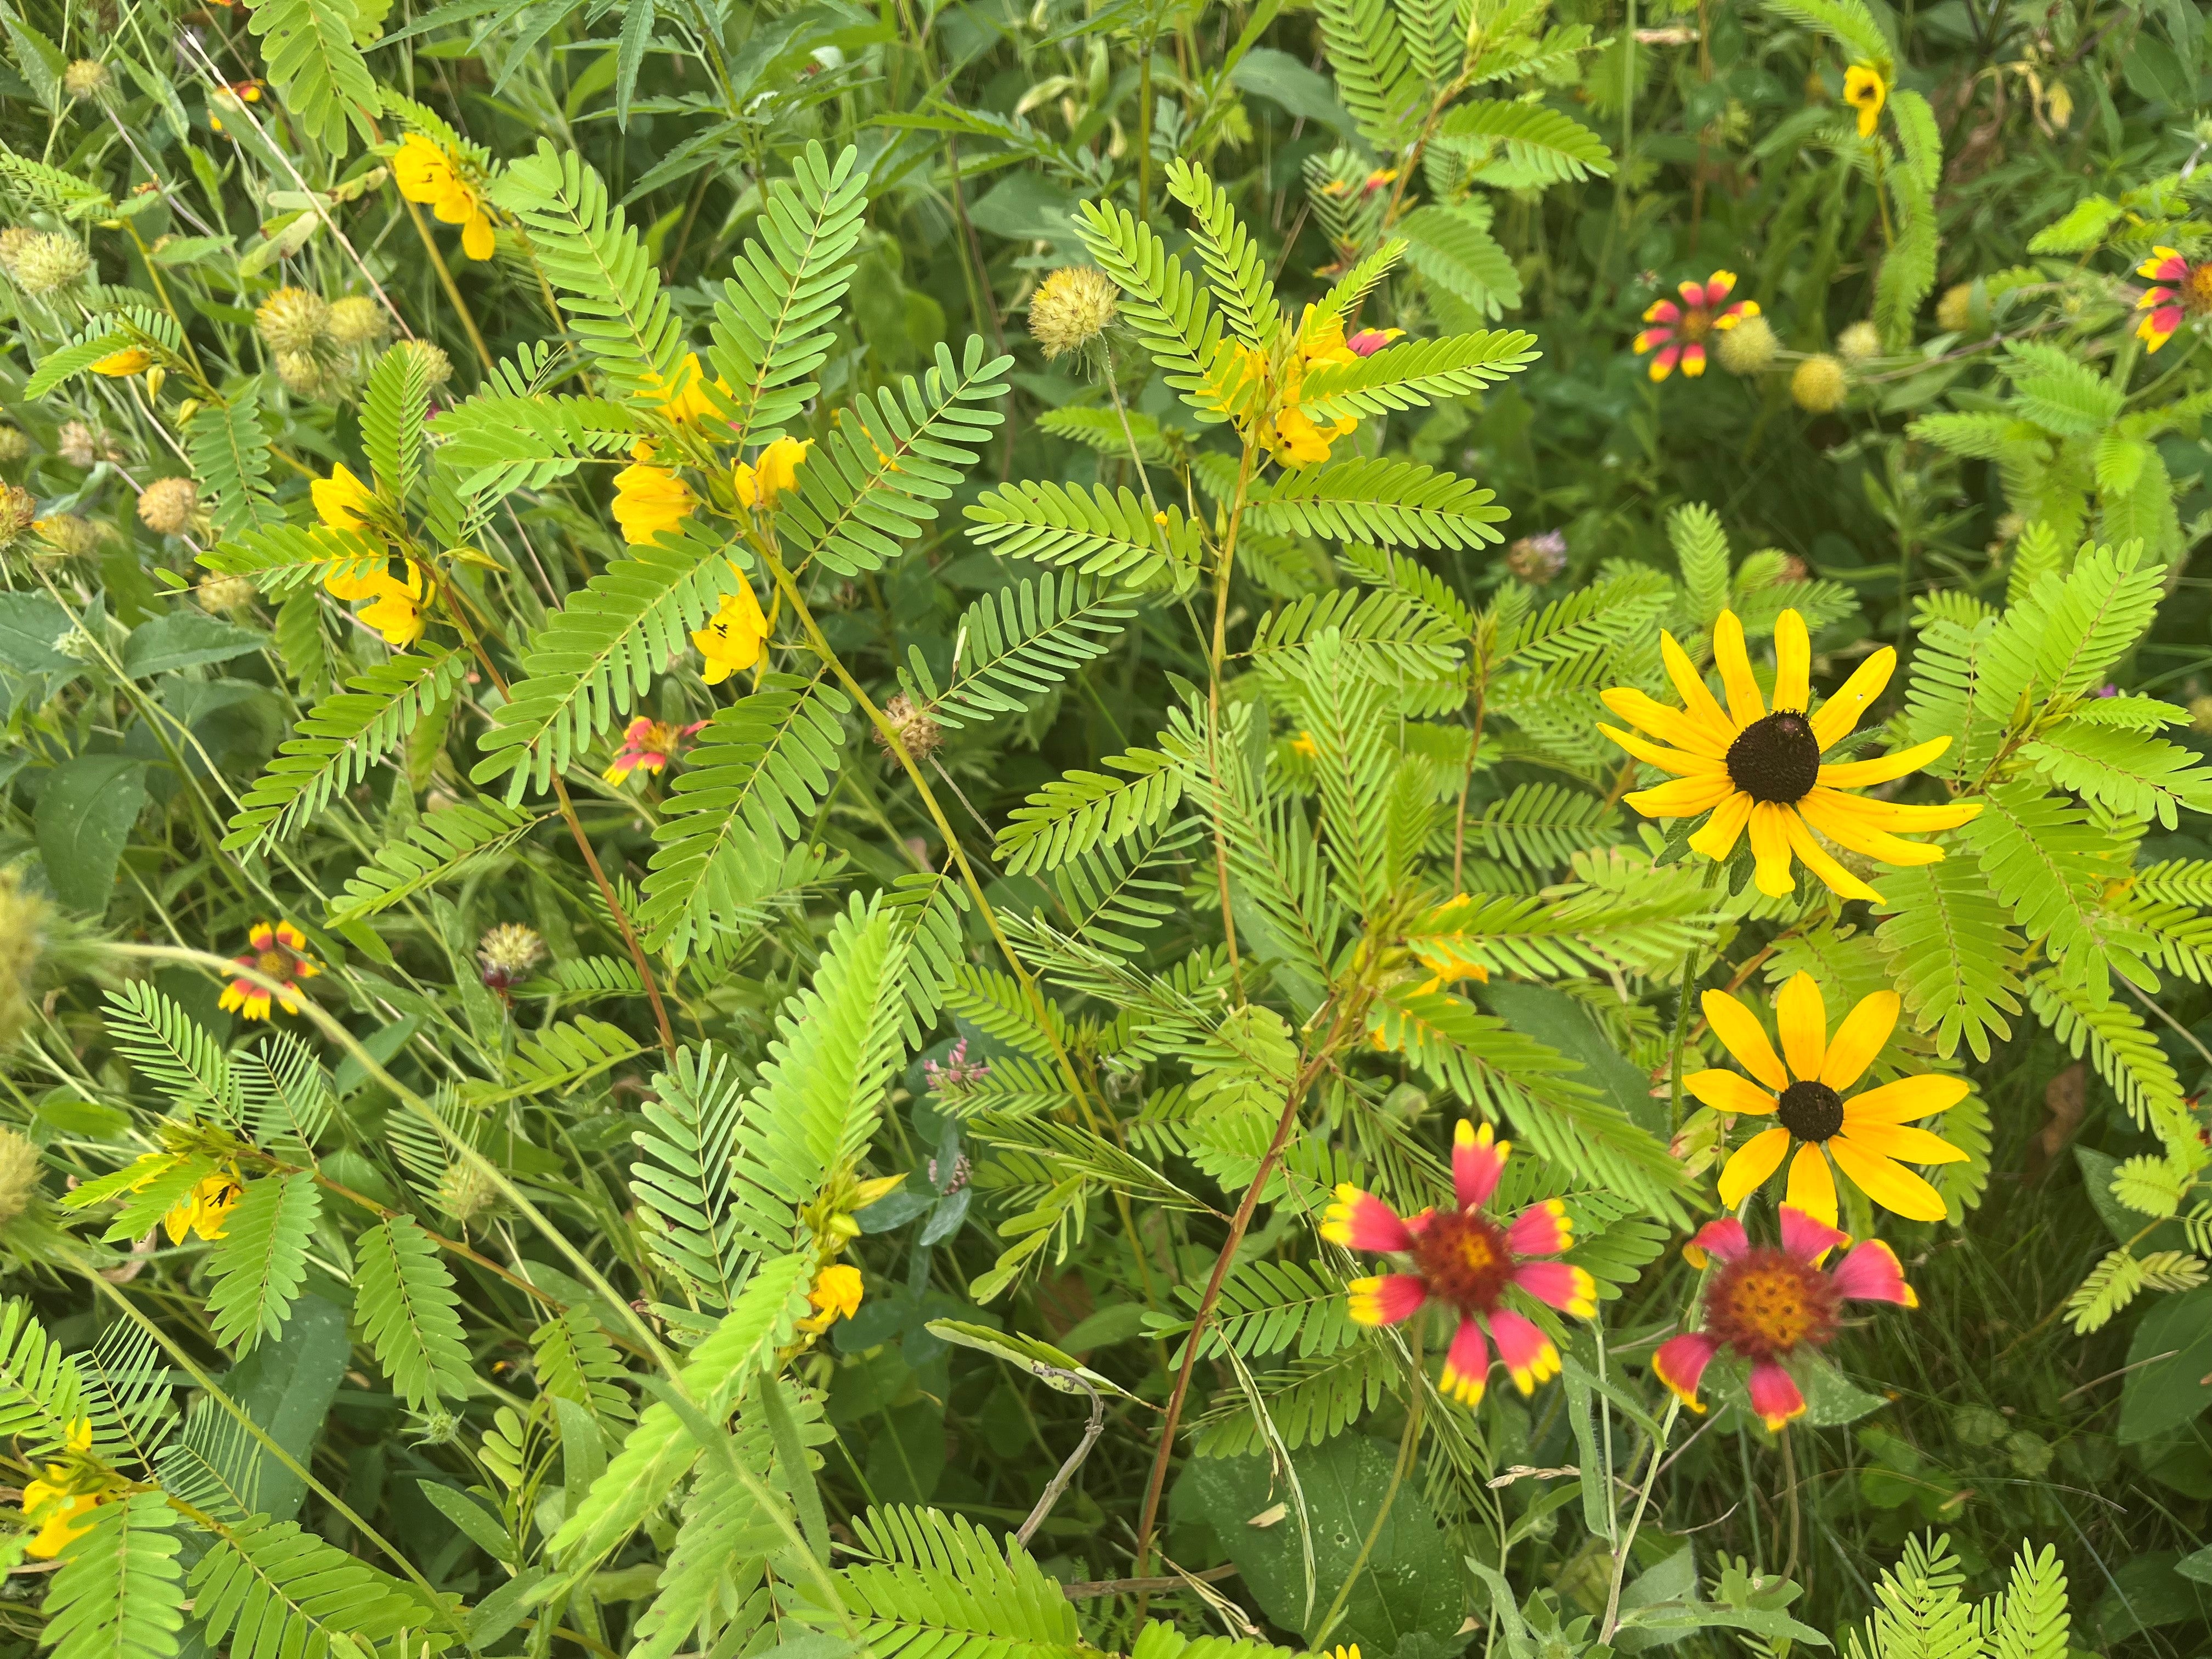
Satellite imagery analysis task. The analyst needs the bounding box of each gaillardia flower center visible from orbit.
[1408,1210,1514,1313]
[1677,306,1713,341]
[1776,1078,1845,1142]
[1703,1248,1840,1361]
[255,947,298,980]
[2188,263,2212,317]
[1724,709,1821,804]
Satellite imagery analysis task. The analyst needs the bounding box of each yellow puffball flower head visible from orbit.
[693,574,768,685]
[1690,972,1970,1227]
[1842,65,1887,137]
[391,133,496,261]
[755,436,813,506]
[797,1262,864,1333]
[91,347,151,377]
[1596,607,1979,902]
[1028,266,1119,360]
[611,462,697,545]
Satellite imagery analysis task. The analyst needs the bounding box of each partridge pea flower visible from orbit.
[1690,973,1969,1226]
[1633,272,1759,381]
[2135,247,2210,353]
[603,716,707,785]
[734,436,813,509]
[612,461,696,545]
[1842,65,1887,137]
[391,134,496,261]
[693,574,768,685]
[798,1263,864,1333]
[358,562,430,649]
[21,1421,105,1560]
[312,463,382,541]
[219,920,320,1021]
[1598,607,1979,900]
[1326,1120,1596,1406]
[91,348,151,377]
[1652,1206,1916,1431]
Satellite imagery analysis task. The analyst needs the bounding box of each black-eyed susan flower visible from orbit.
[1598,607,1979,901]
[612,459,696,545]
[219,920,319,1022]
[1652,1205,1915,1431]
[1632,272,1760,381]
[1325,1120,1596,1406]
[693,574,768,685]
[1842,65,1886,136]
[1690,973,1968,1226]
[2135,247,2210,353]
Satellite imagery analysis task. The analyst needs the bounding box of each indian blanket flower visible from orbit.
[1598,607,1979,901]
[694,574,768,685]
[21,1420,105,1559]
[1325,1120,1596,1406]
[798,1263,864,1332]
[391,133,496,261]
[1633,272,1760,381]
[219,920,320,1021]
[603,716,707,784]
[612,461,696,545]
[1652,1206,1916,1431]
[1690,972,1969,1226]
[2134,246,2211,353]
[1842,65,1887,137]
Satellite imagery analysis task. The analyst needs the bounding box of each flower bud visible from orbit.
[1714,314,1777,375]
[1790,353,1848,413]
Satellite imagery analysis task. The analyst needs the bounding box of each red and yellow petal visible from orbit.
[2137,249,2188,283]
[1633,326,1677,354]
[249,923,276,951]
[1648,345,1681,381]
[1776,1202,1849,1265]
[1681,1215,1750,1268]
[1829,1237,1918,1306]
[1323,1184,1416,1253]
[1747,1360,1807,1431]
[1652,1331,1720,1412]
[1452,1119,1509,1212]
[1440,1317,1491,1405]
[1643,298,1682,325]
[1513,1260,1598,1318]
[1347,1274,1428,1327]
[1703,270,1737,302]
[1680,342,1707,377]
[1677,279,1709,308]
[2136,307,2182,351]
[1505,1198,1573,1256]
[1484,1308,1561,1393]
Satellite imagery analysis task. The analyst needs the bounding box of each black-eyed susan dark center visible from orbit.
[1703,1249,1839,1360]
[1410,1211,1513,1314]
[1724,709,1821,804]
[1776,1078,1845,1142]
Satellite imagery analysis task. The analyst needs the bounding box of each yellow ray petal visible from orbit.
[1814,791,1983,833]
[1598,723,1725,777]
[1772,609,1810,712]
[1660,630,1736,738]
[1780,808,1885,902]
[1748,802,1796,896]
[1625,774,1735,818]
[1810,647,1896,749]
[1843,1073,1969,1124]
[1689,791,1755,860]
[1816,736,1953,790]
[1599,689,1731,757]
[1718,1126,1792,1209]
[1837,1120,1969,1165]
[1796,792,1949,865]
[1686,1070,1781,1116]
[1702,989,1788,1091]
[1785,1142,1838,1226]
[1712,611,1764,727]
[1775,971,1827,1081]
[1821,990,1900,1090]
[1829,1133,1948,1221]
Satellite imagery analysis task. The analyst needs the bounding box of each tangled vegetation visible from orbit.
[2,0,2211,1652]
